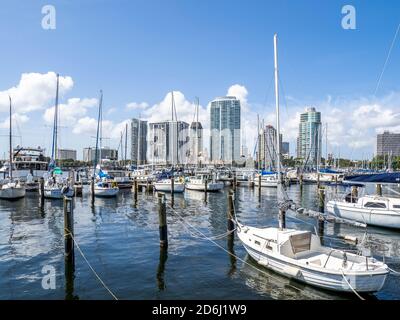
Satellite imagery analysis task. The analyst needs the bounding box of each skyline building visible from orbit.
[209,96,241,163]
[148,120,190,165]
[83,146,118,162]
[258,125,282,170]
[188,121,203,164]
[297,107,322,166]
[131,118,148,166]
[57,148,77,161]
[377,131,400,157]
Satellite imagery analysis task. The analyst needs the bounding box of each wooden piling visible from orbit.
[278,209,286,230]
[91,177,95,204]
[39,177,45,202]
[376,184,382,196]
[227,189,235,233]
[233,176,237,192]
[318,187,325,212]
[171,176,174,206]
[258,174,261,202]
[63,197,74,260]
[204,179,208,203]
[158,193,168,248]
[134,177,138,203]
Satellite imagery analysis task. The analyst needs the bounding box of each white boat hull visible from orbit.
[254,179,278,188]
[243,242,387,293]
[0,187,26,199]
[185,182,224,191]
[44,188,74,199]
[93,187,119,197]
[154,182,185,193]
[327,201,400,229]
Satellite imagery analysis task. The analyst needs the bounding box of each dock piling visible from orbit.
[376,184,382,196]
[158,193,168,248]
[91,177,95,204]
[39,177,45,204]
[227,189,235,234]
[278,208,286,230]
[171,177,174,207]
[63,197,74,261]
[318,186,325,212]
[204,179,208,203]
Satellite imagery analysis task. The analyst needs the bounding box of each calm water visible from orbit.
[1,183,400,300]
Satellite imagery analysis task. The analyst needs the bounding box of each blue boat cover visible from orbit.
[345,172,400,184]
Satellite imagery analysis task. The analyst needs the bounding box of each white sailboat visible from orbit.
[43,74,74,199]
[236,34,389,294]
[0,96,26,200]
[254,172,279,188]
[91,91,119,198]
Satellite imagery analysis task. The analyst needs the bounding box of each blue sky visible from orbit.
[0,0,399,160]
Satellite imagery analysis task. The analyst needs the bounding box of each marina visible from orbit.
[1,180,400,300]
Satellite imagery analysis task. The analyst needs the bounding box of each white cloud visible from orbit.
[143,91,207,126]
[0,72,73,114]
[43,97,98,125]
[126,102,149,110]
[72,117,130,140]
[0,113,29,129]
[227,84,249,112]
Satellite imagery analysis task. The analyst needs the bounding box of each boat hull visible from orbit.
[327,201,400,229]
[44,188,74,199]
[185,182,224,192]
[254,180,278,188]
[93,187,119,197]
[154,183,185,193]
[242,242,387,293]
[0,187,26,200]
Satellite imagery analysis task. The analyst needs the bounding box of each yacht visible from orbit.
[254,172,279,188]
[154,177,185,193]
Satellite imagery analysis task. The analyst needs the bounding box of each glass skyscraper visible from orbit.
[297,107,322,166]
[131,118,148,165]
[210,96,241,163]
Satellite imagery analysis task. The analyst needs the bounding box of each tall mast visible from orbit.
[125,122,128,166]
[195,97,199,165]
[325,122,328,167]
[93,90,103,177]
[8,96,12,180]
[257,114,260,171]
[273,34,281,182]
[51,73,60,165]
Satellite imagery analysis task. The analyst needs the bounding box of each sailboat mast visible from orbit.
[52,73,60,165]
[273,34,281,182]
[257,114,260,171]
[93,90,103,177]
[196,97,199,166]
[125,122,128,166]
[8,96,12,180]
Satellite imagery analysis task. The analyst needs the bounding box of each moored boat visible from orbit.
[185,174,224,192]
[154,177,185,193]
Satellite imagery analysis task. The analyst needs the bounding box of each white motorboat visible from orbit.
[0,180,26,200]
[254,173,278,188]
[154,178,185,193]
[185,174,224,192]
[237,223,389,293]
[92,180,119,197]
[44,175,74,199]
[327,195,400,229]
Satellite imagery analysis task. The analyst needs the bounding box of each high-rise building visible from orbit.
[131,118,148,166]
[210,96,241,163]
[282,142,290,159]
[57,148,77,161]
[297,107,322,165]
[188,121,203,164]
[83,147,118,162]
[377,131,400,156]
[148,121,190,165]
[258,125,282,170]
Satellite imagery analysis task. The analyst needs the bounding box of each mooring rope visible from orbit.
[340,270,365,300]
[65,230,119,300]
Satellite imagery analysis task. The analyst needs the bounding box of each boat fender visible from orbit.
[259,259,269,267]
[283,265,301,278]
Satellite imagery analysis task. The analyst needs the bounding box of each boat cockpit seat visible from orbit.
[289,232,311,255]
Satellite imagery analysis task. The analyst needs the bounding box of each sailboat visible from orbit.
[91,91,119,197]
[44,74,74,199]
[236,34,389,294]
[0,96,26,200]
